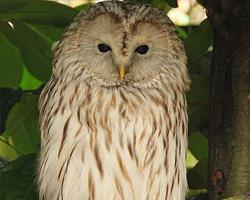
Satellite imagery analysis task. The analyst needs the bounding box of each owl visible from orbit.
[38,1,191,200]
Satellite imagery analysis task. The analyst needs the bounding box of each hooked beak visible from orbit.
[119,66,125,79]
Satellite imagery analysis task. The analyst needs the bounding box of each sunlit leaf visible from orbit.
[187,150,198,169]
[0,154,38,200]
[5,94,40,154]
[0,31,23,88]
[184,19,213,63]
[20,67,43,90]
[0,136,19,161]
[0,21,52,82]
[0,1,78,27]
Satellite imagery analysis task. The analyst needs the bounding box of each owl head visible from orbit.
[53,1,190,91]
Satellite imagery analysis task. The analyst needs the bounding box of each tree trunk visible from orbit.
[198,0,250,199]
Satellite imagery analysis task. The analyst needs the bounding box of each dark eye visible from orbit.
[135,45,149,54]
[98,43,111,53]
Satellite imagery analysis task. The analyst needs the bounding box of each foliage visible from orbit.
[0,0,212,199]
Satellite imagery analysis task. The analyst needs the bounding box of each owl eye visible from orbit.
[135,45,149,54]
[98,43,111,53]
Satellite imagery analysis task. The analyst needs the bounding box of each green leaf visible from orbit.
[176,26,188,40]
[0,154,38,200]
[0,136,19,161]
[190,74,210,89]
[0,0,32,12]
[5,94,40,154]
[152,0,166,9]
[0,31,22,88]
[187,86,210,105]
[187,74,210,105]
[188,158,208,189]
[165,0,178,7]
[0,1,78,27]
[127,0,152,4]
[188,106,209,134]
[189,131,208,161]
[0,21,52,82]
[20,66,43,90]
[184,19,213,63]
[186,189,207,200]
[187,150,198,169]
[75,3,91,11]
[29,24,64,45]
[0,156,8,169]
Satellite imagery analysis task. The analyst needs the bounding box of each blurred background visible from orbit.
[54,0,207,25]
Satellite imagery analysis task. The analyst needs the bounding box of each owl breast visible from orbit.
[38,80,188,200]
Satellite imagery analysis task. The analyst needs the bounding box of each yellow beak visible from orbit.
[119,66,125,79]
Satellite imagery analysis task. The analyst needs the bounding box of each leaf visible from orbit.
[165,0,178,7]
[188,158,208,189]
[20,67,43,90]
[0,88,22,134]
[188,193,208,200]
[187,150,198,169]
[0,1,78,27]
[128,0,152,4]
[187,74,210,105]
[189,132,208,161]
[0,154,38,200]
[188,106,209,134]
[75,3,91,11]
[190,74,210,89]
[0,156,8,169]
[5,94,40,154]
[184,19,213,63]
[152,0,166,9]
[29,24,64,45]
[0,31,23,87]
[0,21,52,82]
[0,136,19,161]
[0,0,32,12]
[187,86,210,105]
[176,26,188,40]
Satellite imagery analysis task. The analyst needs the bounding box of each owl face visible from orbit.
[54,1,190,91]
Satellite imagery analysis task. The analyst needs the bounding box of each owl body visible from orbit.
[38,1,190,200]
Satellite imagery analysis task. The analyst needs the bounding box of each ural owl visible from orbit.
[38,1,191,200]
